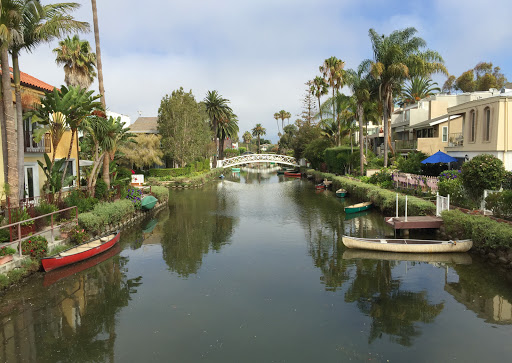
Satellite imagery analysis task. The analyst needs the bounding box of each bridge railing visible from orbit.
[220,154,298,168]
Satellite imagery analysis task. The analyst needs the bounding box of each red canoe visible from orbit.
[42,231,121,272]
[284,172,301,177]
[315,184,326,190]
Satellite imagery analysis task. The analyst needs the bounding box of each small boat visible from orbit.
[315,183,326,190]
[284,171,301,177]
[231,167,240,172]
[141,195,158,210]
[345,201,373,214]
[342,249,472,264]
[42,231,121,272]
[336,189,347,197]
[277,170,285,175]
[342,235,473,253]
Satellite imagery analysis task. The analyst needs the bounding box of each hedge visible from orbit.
[308,169,436,216]
[149,158,210,178]
[151,186,169,202]
[442,210,512,249]
[324,147,353,174]
[79,199,135,234]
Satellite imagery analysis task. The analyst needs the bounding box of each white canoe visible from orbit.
[342,249,472,264]
[342,236,472,253]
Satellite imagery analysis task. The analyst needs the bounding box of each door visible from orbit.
[24,164,39,200]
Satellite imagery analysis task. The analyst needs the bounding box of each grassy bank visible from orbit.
[148,168,223,188]
[308,169,436,216]
[0,259,40,291]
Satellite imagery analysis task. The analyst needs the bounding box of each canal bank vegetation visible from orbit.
[308,169,435,215]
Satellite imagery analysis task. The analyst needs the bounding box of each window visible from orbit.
[470,110,476,142]
[405,110,410,123]
[442,126,448,142]
[484,107,491,141]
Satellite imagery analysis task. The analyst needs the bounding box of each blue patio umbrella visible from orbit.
[421,150,458,164]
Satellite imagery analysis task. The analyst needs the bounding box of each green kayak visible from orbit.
[336,189,347,198]
[345,201,372,214]
[231,167,240,172]
[141,195,158,210]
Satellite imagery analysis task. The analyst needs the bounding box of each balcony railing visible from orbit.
[448,132,463,147]
[394,139,417,151]
[24,131,51,153]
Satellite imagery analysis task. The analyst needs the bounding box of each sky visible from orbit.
[19,0,512,143]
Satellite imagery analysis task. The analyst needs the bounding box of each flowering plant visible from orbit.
[125,187,143,209]
[0,246,16,257]
[69,226,89,245]
[439,169,461,181]
[21,235,48,259]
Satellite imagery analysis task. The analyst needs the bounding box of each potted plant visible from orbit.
[0,246,17,265]
[10,208,35,237]
[68,226,89,245]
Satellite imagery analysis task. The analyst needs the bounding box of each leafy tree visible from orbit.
[455,70,475,93]
[292,120,323,161]
[158,88,211,167]
[204,90,232,168]
[310,76,328,122]
[442,75,456,94]
[242,131,252,151]
[304,138,330,170]
[400,76,440,105]
[461,154,506,201]
[119,134,163,170]
[251,123,266,154]
[362,27,447,166]
[320,56,345,146]
[100,116,133,189]
[278,124,298,154]
[53,34,96,88]
[454,62,508,92]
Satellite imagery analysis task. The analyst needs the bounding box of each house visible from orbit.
[106,111,131,127]
[0,70,78,202]
[444,89,512,170]
[129,116,158,134]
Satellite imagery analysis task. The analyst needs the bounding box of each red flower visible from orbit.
[30,250,33,252]
[28,241,31,244]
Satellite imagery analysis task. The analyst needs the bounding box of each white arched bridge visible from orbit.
[219,154,298,168]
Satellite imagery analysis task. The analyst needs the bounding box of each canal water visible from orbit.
[1,170,512,362]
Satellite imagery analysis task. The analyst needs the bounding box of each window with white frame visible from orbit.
[442,126,448,142]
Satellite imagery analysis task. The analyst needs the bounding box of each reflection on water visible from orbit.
[1,174,512,361]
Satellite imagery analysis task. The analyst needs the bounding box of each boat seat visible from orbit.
[100,235,115,242]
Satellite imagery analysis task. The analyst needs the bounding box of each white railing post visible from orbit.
[447,194,450,211]
[405,195,408,222]
[396,193,399,218]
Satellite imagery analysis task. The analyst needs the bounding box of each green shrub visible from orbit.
[64,190,98,213]
[95,178,109,200]
[502,171,512,190]
[439,169,462,181]
[78,212,103,234]
[35,201,58,224]
[369,168,393,186]
[308,169,435,216]
[125,187,144,209]
[442,210,512,248]
[148,158,210,178]
[0,228,10,243]
[92,200,134,227]
[224,148,239,158]
[238,147,246,154]
[0,246,16,256]
[10,208,33,226]
[68,226,89,245]
[485,190,512,219]
[461,154,506,201]
[21,235,48,259]
[151,186,169,202]
[395,151,428,174]
[324,146,353,174]
[304,139,331,170]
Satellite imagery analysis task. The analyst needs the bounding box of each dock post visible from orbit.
[447,194,450,211]
[396,193,399,218]
[405,195,408,222]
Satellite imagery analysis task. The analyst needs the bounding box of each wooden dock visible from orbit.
[384,216,443,230]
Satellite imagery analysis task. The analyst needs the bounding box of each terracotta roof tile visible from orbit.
[0,68,55,92]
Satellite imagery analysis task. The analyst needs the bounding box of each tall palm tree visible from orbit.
[320,56,345,146]
[0,0,23,205]
[273,112,280,135]
[275,110,290,133]
[362,27,447,166]
[242,131,252,151]
[204,90,232,168]
[100,116,132,190]
[217,113,239,160]
[90,0,105,108]
[346,66,372,175]
[251,124,266,154]
[310,76,328,122]
[12,1,88,199]
[53,34,96,88]
[400,76,440,105]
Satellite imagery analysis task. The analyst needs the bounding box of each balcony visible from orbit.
[448,133,463,147]
[24,131,51,153]
[394,139,417,152]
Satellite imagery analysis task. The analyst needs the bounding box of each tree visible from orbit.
[217,112,239,160]
[91,0,105,108]
[400,76,440,105]
[54,34,96,89]
[242,131,252,151]
[442,75,456,94]
[453,62,508,93]
[274,110,291,134]
[159,88,211,167]
[11,1,88,199]
[118,134,163,170]
[273,112,280,135]
[301,81,317,125]
[362,27,447,166]
[278,124,297,154]
[320,92,353,146]
[455,70,475,93]
[204,90,232,168]
[251,123,266,154]
[100,116,132,190]
[310,76,328,122]
[320,56,345,146]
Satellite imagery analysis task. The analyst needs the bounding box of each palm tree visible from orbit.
[54,34,96,88]
[310,76,328,122]
[0,0,23,205]
[217,113,239,160]
[320,93,353,146]
[204,90,232,168]
[90,0,105,108]
[346,66,372,175]
[251,124,266,154]
[275,110,291,133]
[400,76,440,105]
[273,112,280,135]
[362,27,447,166]
[320,56,345,146]
[242,131,252,151]
[12,1,88,199]
[100,116,132,190]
